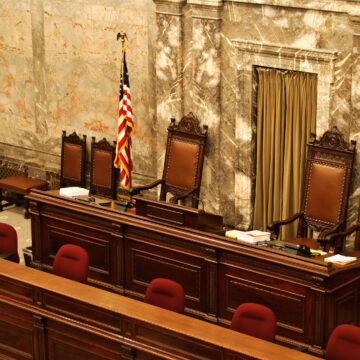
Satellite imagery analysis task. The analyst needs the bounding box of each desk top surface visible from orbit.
[27,189,360,275]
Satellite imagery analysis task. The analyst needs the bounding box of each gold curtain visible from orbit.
[253,68,317,239]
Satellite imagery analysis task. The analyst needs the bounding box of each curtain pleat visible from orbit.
[253,68,317,239]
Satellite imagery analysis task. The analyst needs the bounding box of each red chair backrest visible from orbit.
[326,324,360,360]
[0,223,19,263]
[144,278,185,313]
[230,303,276,342]
[52,244,89,283]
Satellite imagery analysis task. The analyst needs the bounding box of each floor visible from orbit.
[0,204,31,264]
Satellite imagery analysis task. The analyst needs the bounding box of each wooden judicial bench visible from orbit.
[0,259,318,360]
[27,189,360,356]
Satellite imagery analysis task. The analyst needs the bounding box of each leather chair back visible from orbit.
[60,131,86,188]
[144,278,185,313]
[52,244,89,283]
[0,223,19,263]
[90,137,116,199]
[299,127,355,238]
[160,113,208,208]
[231,303,277,342]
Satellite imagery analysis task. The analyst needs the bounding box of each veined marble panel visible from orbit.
[0,8,35,144]
[224,0,360,16]
[154,2,185,181]
[43,1,157,178]
[0,0,30,11]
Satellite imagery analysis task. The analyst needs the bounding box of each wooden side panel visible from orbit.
[125,237,207,317]
[39,216,119,291]
[0,302,34,359]
[42,291,121,333]
[46,320,121,360]
[218,261,312,346]
[0,275,33,303]
[134,323,223,360]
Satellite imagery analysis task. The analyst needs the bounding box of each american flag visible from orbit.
[114,46,134,189]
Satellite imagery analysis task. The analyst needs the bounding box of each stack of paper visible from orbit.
[59,187,89,197]
[245,230,271,242]
[225,230,271,244]
[324,254,358,266]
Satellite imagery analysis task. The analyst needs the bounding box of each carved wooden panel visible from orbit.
[134,323,222,360]
[47,319,122,360]
[218,262,312,345]
[125,239,204,313]
[0,303,33,359]
[42,219,115,288]
[333,288,359,327]
[0,275,33,303]
[42,291,121,333]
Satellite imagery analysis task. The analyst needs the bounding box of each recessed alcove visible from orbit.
[232,39,337,228]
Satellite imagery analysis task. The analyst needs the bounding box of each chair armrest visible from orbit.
[325,224,360,242]
[170,188,199,204]
[129,179,164,196]
[318,221,344,240]
[267,213,302,239]
[0,252,15,260]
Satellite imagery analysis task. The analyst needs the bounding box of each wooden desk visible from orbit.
[0,259,318,360]
[27,189,360,355]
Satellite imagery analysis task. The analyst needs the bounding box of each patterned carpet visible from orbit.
[0,204,31,264]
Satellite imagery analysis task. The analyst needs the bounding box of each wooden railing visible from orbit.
[0,259,318,360]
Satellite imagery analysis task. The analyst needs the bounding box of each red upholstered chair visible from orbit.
[0,223,19,263]
[144,278,185,313]
[326,324,360,360]
[52,244,89,283]
[230,303,277,342]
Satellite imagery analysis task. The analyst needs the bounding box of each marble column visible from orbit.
[185,0,223,215]
[153,0,186,181]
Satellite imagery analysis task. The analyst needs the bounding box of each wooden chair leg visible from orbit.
[24,197,29,219]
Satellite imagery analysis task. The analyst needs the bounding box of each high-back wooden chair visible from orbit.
[89,137,116,199]
[131,113,208,208]
[60,131,87,188]
[268,127,356,252]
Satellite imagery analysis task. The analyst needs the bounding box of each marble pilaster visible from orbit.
[184,1,223,215]
[153,0,186,184]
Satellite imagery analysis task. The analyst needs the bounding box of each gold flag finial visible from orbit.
[117,32,128,46]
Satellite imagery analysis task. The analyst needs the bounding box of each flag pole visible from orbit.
[116,32,133,192]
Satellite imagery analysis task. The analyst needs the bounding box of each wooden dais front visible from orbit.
[27,189,360,355]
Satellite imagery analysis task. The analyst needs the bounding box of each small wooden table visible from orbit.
[0,175,47,218]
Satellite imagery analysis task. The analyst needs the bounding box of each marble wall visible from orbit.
[1,0,360,239]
